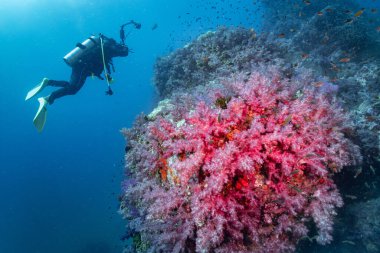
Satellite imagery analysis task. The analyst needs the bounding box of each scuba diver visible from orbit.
[25,20,141,132]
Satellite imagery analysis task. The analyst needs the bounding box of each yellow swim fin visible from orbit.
[25,78,49,101]
[33,97,48,132]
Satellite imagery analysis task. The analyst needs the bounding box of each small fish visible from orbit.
[354,9,364,17]
[344,10,352,14]
[371,8,377,13]
[290,169,300,176]
[290,185,302,193]
[370,165,376,175]
[317,11,323,16]
[339,57,351,63]
[312,81,324,87]
[376,26,380,32]
[278,33,286,38]
[344,18,353,24]
[326,8,333,12]
[342,240,356,245]
[301,53,309,59]
[354,167,362,178]
[345,194,357,200]
[151,23,158,30]
[281,115,292,126]
[303,0,311,5]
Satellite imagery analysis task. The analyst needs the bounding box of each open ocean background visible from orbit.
[0,1,262,252]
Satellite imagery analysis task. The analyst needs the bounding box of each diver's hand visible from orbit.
[105,87,113,95]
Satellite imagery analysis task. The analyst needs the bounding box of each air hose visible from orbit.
[99,35,113,95]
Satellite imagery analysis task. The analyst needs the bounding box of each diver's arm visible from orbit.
[106,62,111,75]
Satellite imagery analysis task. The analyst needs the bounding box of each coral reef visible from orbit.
[154,27,286,99]
[120,68,360,252]
[121,1,380,252]
[154,6,380,158]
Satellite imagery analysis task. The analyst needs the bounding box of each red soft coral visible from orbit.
[121,69,360,253]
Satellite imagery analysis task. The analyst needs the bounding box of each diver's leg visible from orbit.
[25,79,69,101]
[47,80,70,87]
[46,67,87,105]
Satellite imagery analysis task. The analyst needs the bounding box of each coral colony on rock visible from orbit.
[121,68,360,252]
[120,0,380,252]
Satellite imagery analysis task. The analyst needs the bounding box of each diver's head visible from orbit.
[106,38,129,57]
[118,44,129,56]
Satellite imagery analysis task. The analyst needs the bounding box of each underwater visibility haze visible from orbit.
[0,0,379,253]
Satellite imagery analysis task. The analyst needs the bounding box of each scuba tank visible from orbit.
[63,35,100,67]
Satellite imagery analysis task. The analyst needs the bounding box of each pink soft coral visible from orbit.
[121,68,360,253]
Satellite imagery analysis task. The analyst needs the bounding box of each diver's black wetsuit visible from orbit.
[46,36,128,104]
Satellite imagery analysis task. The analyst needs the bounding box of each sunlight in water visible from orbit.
[0,0,39,8]
[0,0,95,10]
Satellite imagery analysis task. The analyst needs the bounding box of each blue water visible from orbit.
[0,1,261,252]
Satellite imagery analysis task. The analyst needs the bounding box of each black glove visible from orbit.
[105,87,113,95]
